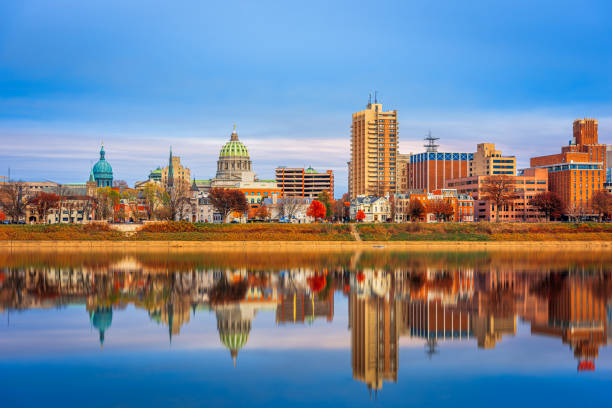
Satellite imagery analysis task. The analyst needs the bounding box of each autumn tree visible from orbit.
[480,175,516,222]
[406,198,426,222]
[121,189,142,222]
[529,191,564,222]
[254,205,270,221]
[591,190,612,222]
[333,193,350,222]
[209,188,249,223]
[0,181,27,222]
[28,192,60,224]
[142,182,165,220]
[355,209,366,222]
[307,200,326,221]
[427,199,455,222]
[94,187,120,221]
[317,191,334,221]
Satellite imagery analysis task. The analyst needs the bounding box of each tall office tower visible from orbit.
[349,98,398,199]
[407,133,472,192]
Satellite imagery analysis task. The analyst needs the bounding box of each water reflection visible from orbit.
[1,249,611,393]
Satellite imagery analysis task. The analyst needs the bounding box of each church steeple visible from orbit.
[168,146,174,187]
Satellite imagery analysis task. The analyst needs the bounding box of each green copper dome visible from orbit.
[219,331,250,351]
[92,144,113,187]
[219,129,249,158]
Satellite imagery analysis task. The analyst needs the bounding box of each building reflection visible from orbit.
[1,253,611,387]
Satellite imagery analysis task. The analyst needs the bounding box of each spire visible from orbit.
[99,143,106,160]
[167,146,174,187]
[231,349,238,368]
[231,125,239,141]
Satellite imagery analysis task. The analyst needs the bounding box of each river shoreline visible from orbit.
[0,240,610,251]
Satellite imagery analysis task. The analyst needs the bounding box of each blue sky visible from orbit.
[1,0,611,194]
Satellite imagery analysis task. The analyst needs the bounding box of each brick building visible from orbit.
[530,119,606,214]
[446,168,549,222]
[394,189,474,223]
[407,134,472,193]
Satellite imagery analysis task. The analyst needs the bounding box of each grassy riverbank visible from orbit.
[357,222,612,241]
[0,222,611,241]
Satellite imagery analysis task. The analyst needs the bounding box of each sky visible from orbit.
[1,0,611,195]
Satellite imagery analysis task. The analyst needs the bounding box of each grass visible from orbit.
[356,222,612,241]
[0,221,611,241]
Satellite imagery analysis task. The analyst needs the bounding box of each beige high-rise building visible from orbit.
[349,99,398,199]
[469,143,516,177]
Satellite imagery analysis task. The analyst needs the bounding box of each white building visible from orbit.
[349,196,390,223]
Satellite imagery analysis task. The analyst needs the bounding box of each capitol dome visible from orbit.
[92,144,113,187]
[220,135,249,158]
[214,126,255,183]
[216,305,253,367]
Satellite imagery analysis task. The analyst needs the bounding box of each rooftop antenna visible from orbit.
[424,131,439,153]
[368,92,372,107]
[374,90,378,104]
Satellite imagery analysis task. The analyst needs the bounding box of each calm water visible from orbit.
[1,249,612,407]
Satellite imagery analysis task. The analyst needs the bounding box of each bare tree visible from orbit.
[480,175,516,222]
[167,181,192,221]
[0,181,27,222]
[278,196,306,220]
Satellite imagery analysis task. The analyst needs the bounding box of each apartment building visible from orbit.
[349,99,398,198]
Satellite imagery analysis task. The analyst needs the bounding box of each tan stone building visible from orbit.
[349,99,398,199]
[395,153,411,194]
[469,143,516,177]
[161,147,191,189]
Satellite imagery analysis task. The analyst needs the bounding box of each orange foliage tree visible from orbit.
[427,199,455,222]
[355,209,366,222]
[307,200,326,221]
[253,205,270,221]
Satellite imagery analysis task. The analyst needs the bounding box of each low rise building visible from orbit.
[394,189,474,223]
[350,196,390,222]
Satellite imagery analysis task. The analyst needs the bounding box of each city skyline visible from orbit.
[2,1,612,194]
